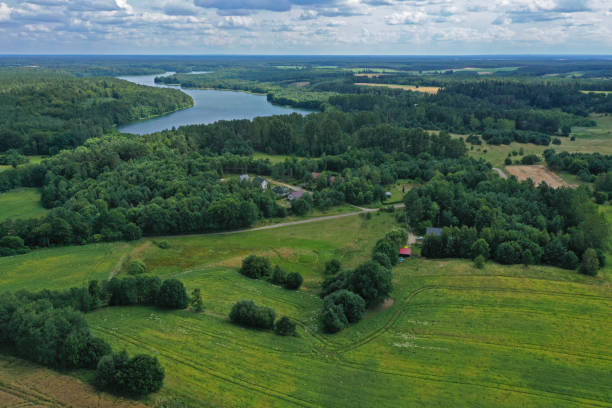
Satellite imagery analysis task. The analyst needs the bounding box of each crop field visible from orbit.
[2,212,611,407]
[354,83,441,94]
[0,354,146,408]
[0,187,49,222]
[505,165,572,188]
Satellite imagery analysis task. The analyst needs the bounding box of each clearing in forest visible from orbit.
[505,165,572,188]
[354,83,441,94]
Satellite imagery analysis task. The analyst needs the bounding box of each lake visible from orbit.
[117,72,311,135]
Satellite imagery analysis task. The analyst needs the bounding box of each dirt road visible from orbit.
[492,167,508,179]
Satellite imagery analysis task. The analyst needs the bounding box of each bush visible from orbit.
[95,351,164,396]
[372,250,392,269]
[320,270,350,298]
[348,261,393,308]
[239,255,271,279]
[474,255,485,269]
[471,239,490,260]
[128,260,146,275]
[321,304,348,333]
[324,259,341,276]
[323,290,366,323]
[284,272,303,290]
[578,248,599,276]
[229,300,276,330]
[522,250,534,267]
[274,316,296,336]
[157,240,170,249]
[156,279,188,309]
[552,138,562,145]
[560,251,579,270]
[521,154,541,165]
[504,157,512,165]
[270,265,287,285]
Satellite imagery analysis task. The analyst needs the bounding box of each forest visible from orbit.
[0,69,192,155]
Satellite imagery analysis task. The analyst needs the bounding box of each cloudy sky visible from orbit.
[0,0,610,54]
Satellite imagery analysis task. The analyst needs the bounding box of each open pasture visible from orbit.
[0,187,49,222]
[2,212,611,407]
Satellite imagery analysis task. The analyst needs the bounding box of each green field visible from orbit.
[2,211,611,407]
[0,155,45,173]
[0,187,49,222]
[252,152,303,163]
[455,115,612,169]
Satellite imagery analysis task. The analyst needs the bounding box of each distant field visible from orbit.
[580,90,612,95]
[252,152,302,163]
[505,165,572,188]
[354,83,441,94]
[457,114,612,169]
[0,188,48,222]
[2,211,611,407]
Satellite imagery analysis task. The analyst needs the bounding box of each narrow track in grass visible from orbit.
[92,327,319,408]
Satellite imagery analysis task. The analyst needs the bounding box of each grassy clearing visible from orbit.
[252,152,303,163]
[0,155,46,173]
[354,83,440,94]
[0,187,49,222]
[2,211,611,407]
[383,179,413,204]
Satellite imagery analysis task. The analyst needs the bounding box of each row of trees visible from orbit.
[319,229,407,333]
[239,255,303,290]
[229,300,296,336]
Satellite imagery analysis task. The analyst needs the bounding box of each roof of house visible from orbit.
[312,172,321,179]
[426,227,443,236]
[289,190,306,199]
[399,247,412,256]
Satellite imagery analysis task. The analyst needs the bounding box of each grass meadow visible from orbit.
[1,211,611,407]
[0,187,49,222]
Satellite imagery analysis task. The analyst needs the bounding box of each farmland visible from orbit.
[505,165,571,188]
[354,83,441,94]
[1,213,611,407]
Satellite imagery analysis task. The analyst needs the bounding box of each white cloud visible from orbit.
[386,10,427,25]
[0,2,11,22]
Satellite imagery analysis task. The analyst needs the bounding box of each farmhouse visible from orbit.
[252,176,268,189]
[288,190,307,201]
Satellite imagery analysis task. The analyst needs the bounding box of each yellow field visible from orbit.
[354,83,441,94]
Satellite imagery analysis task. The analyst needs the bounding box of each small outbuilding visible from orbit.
[252,176,268,189]
[239,174,250,182]
[399,247,412,257]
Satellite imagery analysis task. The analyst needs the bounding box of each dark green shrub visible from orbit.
[95,351,164,396]
[240,255,271,279]
[156,279,188,309]
[348,261,393,308]
[284,272,303,290]
[128,260,146,275]
[324,259,341,275]
[323,290,366,323]
[321,304,348,333]
[474,255,485,269]
[270,265,287,285]
[229,300,276,330]
[274,316,296,336]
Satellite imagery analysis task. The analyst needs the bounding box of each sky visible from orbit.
[0,0,611,54]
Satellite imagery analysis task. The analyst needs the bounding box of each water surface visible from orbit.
[117,72,311,135]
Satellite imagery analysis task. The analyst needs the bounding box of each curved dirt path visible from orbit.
[492,167,508,179]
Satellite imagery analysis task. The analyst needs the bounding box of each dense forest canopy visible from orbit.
[0,68,192,154]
